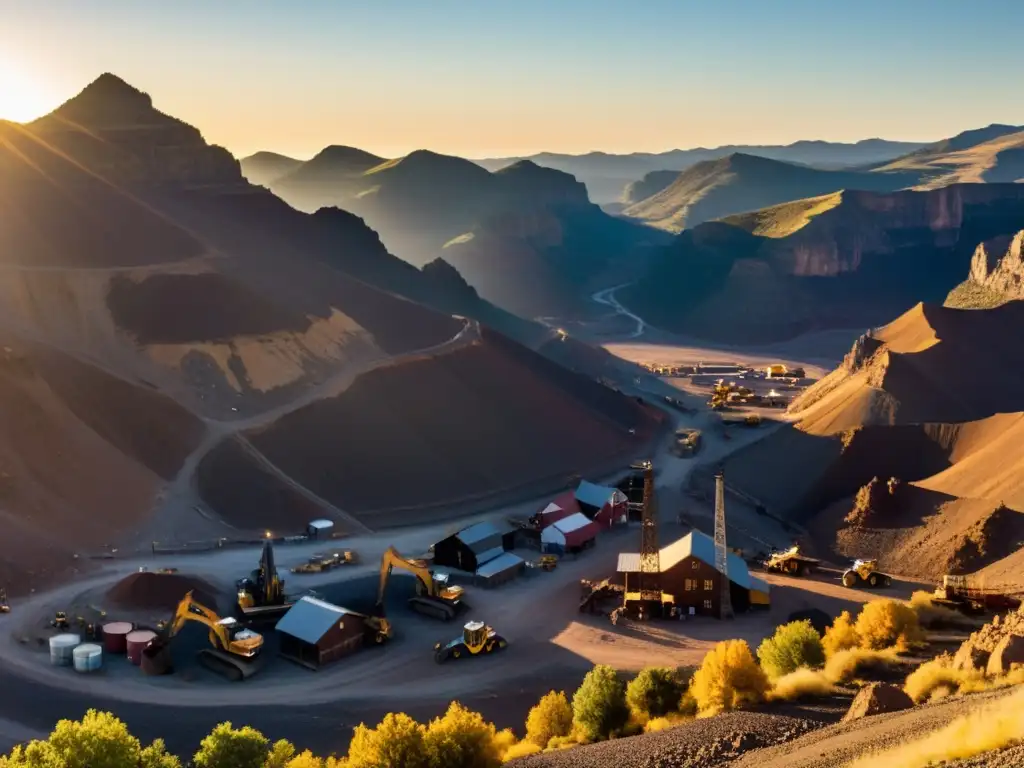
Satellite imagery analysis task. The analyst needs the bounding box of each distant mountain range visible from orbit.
[619,125,1024,232]
[474,139,928,204]
[620,184,1024,343]
[242,145,667,318]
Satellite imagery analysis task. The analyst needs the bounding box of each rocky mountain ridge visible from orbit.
[946,231,1024,308]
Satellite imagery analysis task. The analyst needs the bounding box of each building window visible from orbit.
[703,599,712,610]
[691,560,699,569]
[703,580,713,591]
[684,579,696,591]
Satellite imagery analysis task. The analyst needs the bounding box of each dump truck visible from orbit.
[433,620,508,663]
[841,559,892,589]
[291,550,357,574]
[932,575,1021,614]
[763,546,820,577]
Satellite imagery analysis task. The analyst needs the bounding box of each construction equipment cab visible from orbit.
[434,620,507,663]
[237,541,290,618]
[377,546,465,621]
[160,591,264,681]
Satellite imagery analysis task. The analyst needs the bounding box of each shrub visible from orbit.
[423,702,502,768]
[285,752,324,768]
[677,690,698,717]
[493,729,517,758]
[525,691,573,747]
[769,668,835,701]
[904,657,979,703]
[909,591,976,630]
[193,722,269,768]
[266,740,297,768]
[757,620,825,679]
[347,713,427,768]
[824,647,899,684]
[500,741,542,761]
[822,610,860,656]
[690,639,769,715]
[626,668,684,720]
[571,665,629,742]
[855,600,925,651]
[545,735,579,750]
[849,686,1024,768]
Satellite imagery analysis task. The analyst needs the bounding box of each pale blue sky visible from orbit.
[2,0,1021,158]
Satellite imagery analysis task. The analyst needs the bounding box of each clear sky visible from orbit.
[2,0,1022,160]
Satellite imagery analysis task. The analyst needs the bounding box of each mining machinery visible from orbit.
[50,611,70,631]
[291,550,358,574]
[434,620,507,663]
[155,591,264,681]
[932,575,1020,614]
[841,559,892,589]
[237,541,293,619]
[763,546,821,577]
[377,546,465,621]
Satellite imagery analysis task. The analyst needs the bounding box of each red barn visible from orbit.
[575,481,628,528]
[530,490,580,528]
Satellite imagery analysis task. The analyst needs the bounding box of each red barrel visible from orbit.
[126,630,156,666]
[102,622,134,654]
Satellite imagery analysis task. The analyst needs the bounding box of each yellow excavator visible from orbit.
[156,591,264,681]
[377,546,465,621]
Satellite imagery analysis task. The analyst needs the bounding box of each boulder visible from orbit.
[952,642,991,672]
[842,683,914,722]
[986,634,1024,677]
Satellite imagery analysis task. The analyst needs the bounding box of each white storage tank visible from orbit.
[72,643,103,673]
[49,634,81,666]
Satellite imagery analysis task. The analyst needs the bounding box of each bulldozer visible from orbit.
[237,541,293,619]
[377,546,465,621]
[841,559,892,589]
[153,591,264,681]
[434,620,507,663]
[762,546,820,577]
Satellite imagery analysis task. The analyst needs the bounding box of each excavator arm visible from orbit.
[167,591,232,650]
[377,546,436,610]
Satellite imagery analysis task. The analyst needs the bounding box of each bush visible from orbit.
[545,735,579,751]
[500,741,542,761]
[909,591,976,630]
[903,657,980,703]
[690,639,769,715]
[525,691,573,747]
[769,668,835,701]
[285,752,324,768]
[347,713,427,768]
[423,702,502,768]
[626,668,684,720]
[678,690,698,717]
[571,665,629,742]
[824,647,899,684]
[193,722,270,768]
[822,611,860,656]
[855,600,925,650]
[757,620,825,679]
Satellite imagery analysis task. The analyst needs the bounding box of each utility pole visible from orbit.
[714,470,734,620]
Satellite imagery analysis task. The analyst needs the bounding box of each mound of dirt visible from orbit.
[240,328,658,525]
[954,607,1024,674]
[107,273,321,344]
[842,683,913,722]
[106,572,218,612]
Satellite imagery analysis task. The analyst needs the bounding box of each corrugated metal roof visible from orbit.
[660,530,751,589]
[538,502,562,517]
[457,521,507,548]
[554,512,597,535]
[618,552,641,573]
[476,552,524,579]
[475,545,506,566]
[575,480,616,509]
[275,596,353,645]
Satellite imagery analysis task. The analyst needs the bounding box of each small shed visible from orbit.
[275,596,366,669]
[541,512,600,555]
[475,552,525,587]
[306,519,334,539]
[433,521,512,573]
[575,481,628,528]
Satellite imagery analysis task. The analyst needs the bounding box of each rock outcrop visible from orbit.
[953,606,1024,672]
[986,634,1024,677]
[842,683,913,722]
[946,231,1024,308]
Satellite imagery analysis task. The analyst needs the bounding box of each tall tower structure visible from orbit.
[632,460,660,603]
[714,470,735,619]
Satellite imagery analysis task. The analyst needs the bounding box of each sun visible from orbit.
[0,61,52,122]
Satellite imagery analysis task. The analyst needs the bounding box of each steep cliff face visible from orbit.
[624,184,1024,342]
[26,73,241,187]
[945,231,1024,308]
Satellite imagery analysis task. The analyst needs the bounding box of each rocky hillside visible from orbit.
[621,184,1024,343]
[714,300,1024,585]
[239,151,303,187]
[621,153,918,233]
[0,74,659,591]
[265,148,666,317]
[946,231,1024,308]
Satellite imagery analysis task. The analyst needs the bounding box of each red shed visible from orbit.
[530,491,580,528]
[575,481,628,528]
